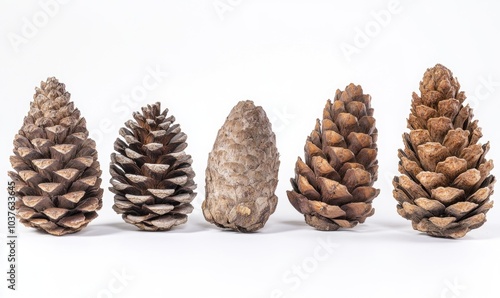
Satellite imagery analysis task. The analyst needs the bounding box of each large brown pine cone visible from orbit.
[393,64,495,238]
[8,77,103,236]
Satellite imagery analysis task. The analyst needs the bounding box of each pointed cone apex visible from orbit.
[109,102,196,231]
[287,83,379,231]
[8,77,103,236]
[202,100,280,232]
[394,64,495,238]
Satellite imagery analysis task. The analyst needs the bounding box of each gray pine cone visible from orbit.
[202,100,280,232]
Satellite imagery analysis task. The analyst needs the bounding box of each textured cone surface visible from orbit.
[393,64,495,238]
[8,77,103,236]
[203,100,280,232]
[109,102,196,231]
[287,83,379,231]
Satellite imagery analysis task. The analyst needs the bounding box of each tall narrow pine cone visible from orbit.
[202,100,280,232]
[109,102,196,231]
[8,77,103,236]
[393,64,495,238]
[287,83,379,231]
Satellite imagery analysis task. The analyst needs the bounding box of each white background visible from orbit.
[1,1,500,297]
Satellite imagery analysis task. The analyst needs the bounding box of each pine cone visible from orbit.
[8,77,103,236]
[287,83,379,231]
[202,100,280,232]
[109,102,196,231]
[393,64,495,238]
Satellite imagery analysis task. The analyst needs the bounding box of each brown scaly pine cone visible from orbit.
[8,77,103,236]
[109,102,196,231]
[287,83,379,231]
[393,64,495,238]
